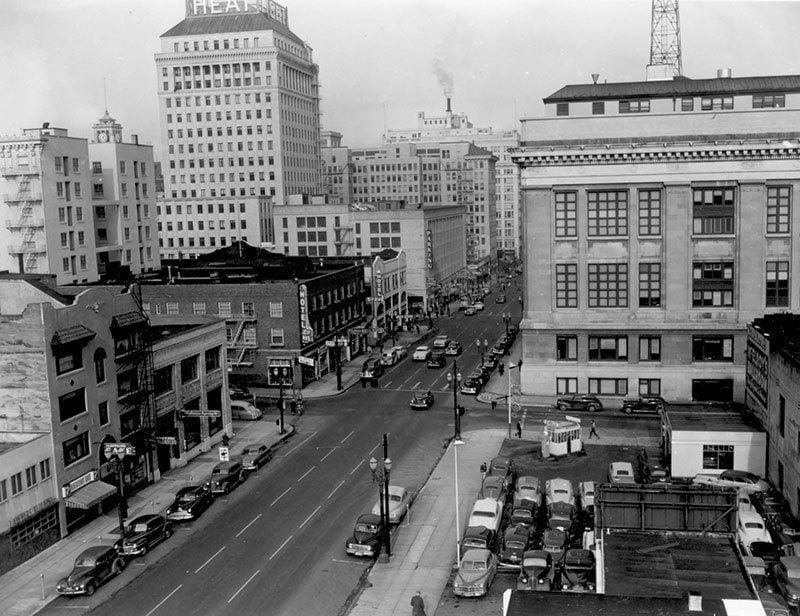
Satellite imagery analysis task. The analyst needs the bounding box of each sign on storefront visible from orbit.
[179,409,222,418]
[103,443,136,460]
[219,446,230,462]
[61,470,97,498]
[298,284,314,344]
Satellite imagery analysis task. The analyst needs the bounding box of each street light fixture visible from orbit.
[501,313,512,353]
[506,361,519,439]
[475,338,489,367]
[446,361,463,440]
[369,454,392,561]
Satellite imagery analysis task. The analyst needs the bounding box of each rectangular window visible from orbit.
[181,356,198,383]
[766,261,789,307]
[638,189,661,236]
[767,187,791,234]
[639,336,661,361]
[592,101,605,115]
[269,302,283,318]
[588,191,628,236]
[681,98,694,111]
[779,395,786,437]
[242,302,255,317]
[217,302,231,317]
[588,263,628,307]
[192,302,206,315]
[556,377,578,395]
[589,378,628,395]
[166,302,179,315]
[588,336,628,361]
[556,103,569,116]
[154,366,173,395]
[692,262,734,307]
[54,346,83,375]
[0,479,6,502]
[62,432,90,467]
[555,264,578,308]
[270,328,285,346]
[639,263,661,307]
[555,192,577,237]
[205,347,221,372]
[58,389,86,422]
[692,336,734,361]
[753,94,785,108]
[116,369,139,398]
[701,96,734,111]
[693,187,735,235]
[10,473,23,495]
[619,99,650,113]
[98,401,109,426]
[25,465,37,488]
[702,444,734,470]
[556,336,577,361]
[39,458,51,480]
[639,378,661,396]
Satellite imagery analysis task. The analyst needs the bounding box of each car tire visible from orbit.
[557,403,568,411]
[140,545,148,556]
[587,404,597,413]
[84,583,95,596]
[623,406,632,414]
[112,558,125,575]
[165,527,173,539]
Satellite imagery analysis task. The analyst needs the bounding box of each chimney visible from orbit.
[446,97,451,113]
[591,73,599,84]
[688,591,702,612]
[131,134,139,145]
[717,68,732,79]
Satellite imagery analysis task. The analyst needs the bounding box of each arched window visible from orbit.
[94,348,107,384]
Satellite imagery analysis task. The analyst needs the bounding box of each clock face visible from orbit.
[98,131,108,142]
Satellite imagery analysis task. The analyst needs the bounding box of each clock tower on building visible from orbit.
[92,109,123,144]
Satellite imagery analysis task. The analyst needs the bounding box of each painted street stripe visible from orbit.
[228,569,260,603]
[299,505,321,528]
[384,380,392,387]
[144,584,183,616]
[270,486,292,506]
[269,535,293,560]
[195,547,225,573]
[340,431,354,444]
[320,448,336,462]
[412,381,421,389]
[328,479,346,499]
[235,513,262,538]
[350,460,363,475]
[297,466,316,482]
[286,431,318,455]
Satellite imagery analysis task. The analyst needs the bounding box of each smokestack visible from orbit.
[446,97,451,113]
[591,73,599,84]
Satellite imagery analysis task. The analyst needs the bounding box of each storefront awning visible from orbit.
[51,325,96,347]
[64,480,116,509]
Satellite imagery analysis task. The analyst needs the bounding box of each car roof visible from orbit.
[739,510,765,522]
[357,513,383,524]
[78,545,116,558]
[462,548,491,561]
[722,469,758,480]
[610,462,634,471]
[129,514,161,524]
[518,476,539,487]
[416,345,429,350]
[780,555,800,570]
[472,498,499,511]
[386,485,407,497]
[464,525,491,537]
[547,477,571,487]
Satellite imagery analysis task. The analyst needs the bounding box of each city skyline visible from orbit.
[1,0,798,154]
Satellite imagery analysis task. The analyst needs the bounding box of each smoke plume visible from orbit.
[432,59,454,97]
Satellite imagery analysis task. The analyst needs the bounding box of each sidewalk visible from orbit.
[346,429,508,616]
[0,421,295,616]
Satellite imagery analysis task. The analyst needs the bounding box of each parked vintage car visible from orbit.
[541,528,569,561]
[738,510,773,550]
[228,384,251,401]
[510,501,538,527]
[621,396,667,414]
[468,498,503,533]
[556,394,603,413]
[241,444,272,471]
[462,525,496,552]
[453,549,498,598]
[379,349,399,366]
[692,470,770,494]
[460,377,482,395]
[412,346,432,361]
[464,307,477,316]
[545,478,575,508]
[775,556,800,607]
[433,335,451,349]
[371,485,412,524]
[495,294,507,304]
[115,514,173,557]
[480,476,509,505]
[410,390,435,410]
[558,548,596,592]
[345,513,384,558]
[445,340,463,356]
[482,355,499,370]
[56,545,126,596]
[207,459,246,495]
[517,550,555,591]
[230,400,263,421]
[426,351,446,368]
[499,524,534,570]
[361,358,385,379]
[166,485,213,522]
[761,592,792,616]
[391,345,408,360]
[579,481,596,512]
[515,476,542,507]
[489,456,517,486]
[547,501,576,533]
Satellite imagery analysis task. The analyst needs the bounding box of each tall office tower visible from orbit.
[155,0,322,258]
[0,117,159,285]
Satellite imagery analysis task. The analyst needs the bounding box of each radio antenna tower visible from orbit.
[647,0,682,81]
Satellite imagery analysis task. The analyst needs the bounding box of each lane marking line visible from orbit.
[286,432,318,455]
[228,569,260,603]
[340,431,354,444]
[299,505,321,528]
[269,535,292,560]
[194,547,225,573]
[270,486,292,506]
[328,479,346,499]
[297,466,316,482]
[412,381,421,389]
[144,584,183,616]
[350,460,363,475]
[368,443,380,456]
[235,513,262,538]
[320,448,336,462]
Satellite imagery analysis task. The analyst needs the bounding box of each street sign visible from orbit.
[179,409,222,418]
[152,436,178,445]
[297,356,315,367]
[325,340,336,347]
[219,446,229,462]
[104,443,136,459]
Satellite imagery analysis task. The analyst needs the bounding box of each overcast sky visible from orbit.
[1,0,798,154]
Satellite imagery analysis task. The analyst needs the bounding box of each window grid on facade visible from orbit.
[619,100,650,113]
[588,336,628,361]
[556,336,577,361]
[555,192,577,237]
[193,302,206,315]
[556,377,577,395]
[269,302,283,318]
[638,189,661,236]
[555,264,578,308]
[693,188,735,235]
[218,302,231,317]
[639,378,661,396]
[767,187,791,234]
[702,444,733,469]
[639,263,661,307]
[587,191,628,236]
[589,378,628,395]
[270,328,285,346]
[639,336,661,361]
[692,262,734,307]
[692,336,734,361]
[588,263,628,308]
[766,261,789,307]
[166,302,179,315]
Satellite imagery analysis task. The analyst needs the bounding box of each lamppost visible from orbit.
[446,361,463,440]
[452,437,463,565]
[276,367,291,435]
[506,361,519,439]
[501,313,512,352]
[369,450,392,562]
[475,338,488,366]
[109,454,127,537]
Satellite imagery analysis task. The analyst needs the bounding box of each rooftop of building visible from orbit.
[665,404,763,433]
[506,592,751,616]
[751,312,800,368]
[0,272,75,305]
[147,321,210,344]
[161,10,304,45]
[543,73,800,103]
[603,531,753,600]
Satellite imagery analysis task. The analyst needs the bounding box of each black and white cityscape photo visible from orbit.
[1,1,800,614]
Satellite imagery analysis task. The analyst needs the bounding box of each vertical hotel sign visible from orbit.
[298,284,314,345]
[425,227,433,271]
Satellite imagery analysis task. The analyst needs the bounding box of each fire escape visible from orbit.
[3,175,45,273]
[112,284,157,483]
[333,219,353,256]
[228,305,258,366]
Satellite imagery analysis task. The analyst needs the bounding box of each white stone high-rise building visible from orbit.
[154,0,322,258]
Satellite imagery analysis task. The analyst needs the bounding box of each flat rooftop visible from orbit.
[666,408,761,433]
[507,592,747,616]
[603,531,753,600]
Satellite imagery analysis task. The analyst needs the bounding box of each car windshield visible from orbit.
[523,557,547,568]
[616,470,630,476]
[132,523,149,532]
[745,522,764,530]
[554,489,568,495]
[414,392,428,399]
[74,556,97,567]
[506,540,526,549]
[786,567,800,579]
[244,447,261,455]
[416,347,429,352]
[390,494,403,503]
[355,523,378,533]
[473,511,496,520]
[463,560,487,571]
[514,510,533,519]
[179,492,198,502]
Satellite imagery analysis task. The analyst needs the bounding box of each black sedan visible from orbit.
[426,352,446,368]
[166,485,214,522]
[620,396,666,414]
[410,390,435,410]
[56,545,126,596]
[556,394,603,413]
[115,514,173,557]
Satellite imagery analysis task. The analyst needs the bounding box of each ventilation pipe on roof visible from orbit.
[717,68,732,78]
[591,73,599,84]
[688,591,702,612]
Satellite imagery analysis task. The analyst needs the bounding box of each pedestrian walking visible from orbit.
[480,462,487,480]
[411,591,427,616]
[516,421,522,438]
[498,362,504,376]
[221,432,230,447]
[589,419,600,439]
